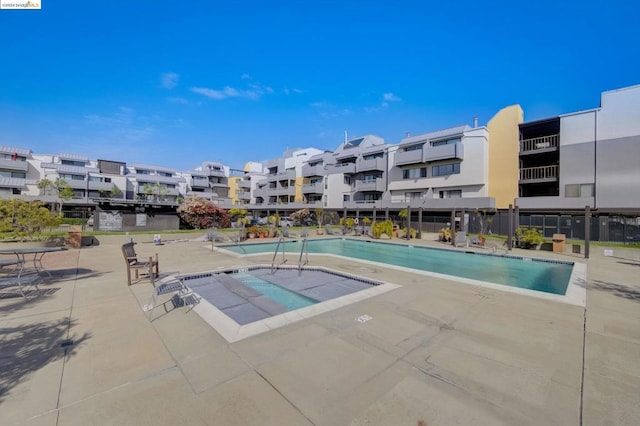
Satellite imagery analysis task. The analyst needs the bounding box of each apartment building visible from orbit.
[180,161,232,206]
[126,164,185,204]
[386,125,493,211]
[228,161,266,206]
[0,145,34,196]
[254,147,323,209]
[516,84,640,212]
[300,135,388,209]
[514,85,640,241]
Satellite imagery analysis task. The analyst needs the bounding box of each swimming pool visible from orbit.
[183,265,399,341]
[221,239,574,296]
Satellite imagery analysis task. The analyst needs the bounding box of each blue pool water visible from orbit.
[223,239,573,295]
[233,272,318,309]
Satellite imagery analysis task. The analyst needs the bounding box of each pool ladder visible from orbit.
[271,237,287,274]
[298,237,309,276]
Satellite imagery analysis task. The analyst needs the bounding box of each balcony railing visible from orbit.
[520,134,559,153]
[0,158,29,172]
[301,164,326,177]
[356,157,386,173]
[302,182,324,194]
[324,163,356,174]
[520,165,558,182]
[354,179,385,192]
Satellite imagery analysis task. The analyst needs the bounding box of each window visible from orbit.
[59,173,84,181]
[344,176,351,185]
[343,194,350,201]
[432,163,460,177]
[403,144,422,152]
[405,191,423,202]
[61,159,86,167]
[439,189,462,199]
[0,171,26,178]
[403,167,427,179]
[565,183,594,198]
[363,152,384,160]
[430,138,461,147]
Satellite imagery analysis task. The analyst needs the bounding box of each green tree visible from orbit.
[37,177,74,215]
[0,199,62,240]
[109,185,123,198]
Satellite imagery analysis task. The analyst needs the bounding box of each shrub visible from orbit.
[177,196,231,229]
[516,227,544,248]
[371,220,393,239]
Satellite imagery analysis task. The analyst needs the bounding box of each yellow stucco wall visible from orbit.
[228,176,240,205]
[487,105,523,209]
[295,176,305,202]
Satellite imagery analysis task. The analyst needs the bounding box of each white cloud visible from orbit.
[383,92,401,102]
[161,72,179,89]
[190,74,276,101]
[365,92,401,113]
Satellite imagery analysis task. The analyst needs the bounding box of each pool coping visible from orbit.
[215,240,587,307]
[187,264,401,342]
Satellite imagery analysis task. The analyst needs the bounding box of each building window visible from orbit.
[61,159,86,167]
[343,194,350,201]
[432,163,460,177]
[431,138,461,147]
[403,167,427,179]
[0,171,26,178]
[344,176,351,185]
[404,191,423,202]
[439,189,462,199]
[59,173,84,181]
[565,183,594,198]
[363,152,383,160]
[403,144,422,152]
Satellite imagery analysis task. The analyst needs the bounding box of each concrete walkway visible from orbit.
[0,232,638,425]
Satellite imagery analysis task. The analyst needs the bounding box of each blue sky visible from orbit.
[1,1,638,171]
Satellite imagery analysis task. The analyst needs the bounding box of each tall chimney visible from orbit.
[473,116,478,128]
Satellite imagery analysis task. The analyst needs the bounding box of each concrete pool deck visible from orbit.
[1,232,638,425]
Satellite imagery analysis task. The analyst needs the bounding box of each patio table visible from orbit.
[0,247,67,279]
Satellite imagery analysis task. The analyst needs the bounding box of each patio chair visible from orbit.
[454,231,468,247]
[282,227,298,238]
[144,275,199,320]
[121,242,159,286]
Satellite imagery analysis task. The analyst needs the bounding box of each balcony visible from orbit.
[237,192,251,201]
[354,179,386,192]
[519,165,558,183]
[520,134,559,154]
[301,164,326,177]
[324,163,356,175]
[88,181,116,191]
[394,148,423,166]
[356,157,386,173]
[302,182,324,194]
[266,169,296,182]
[190,178,210,188]
[423,143,463,162]
[0,158,29,172]
[206,169,225,178]
[237,180,251,189]
[266,186,295,196]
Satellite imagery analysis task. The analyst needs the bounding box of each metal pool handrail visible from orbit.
[271,236,288,274]
[298,237,309,275]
